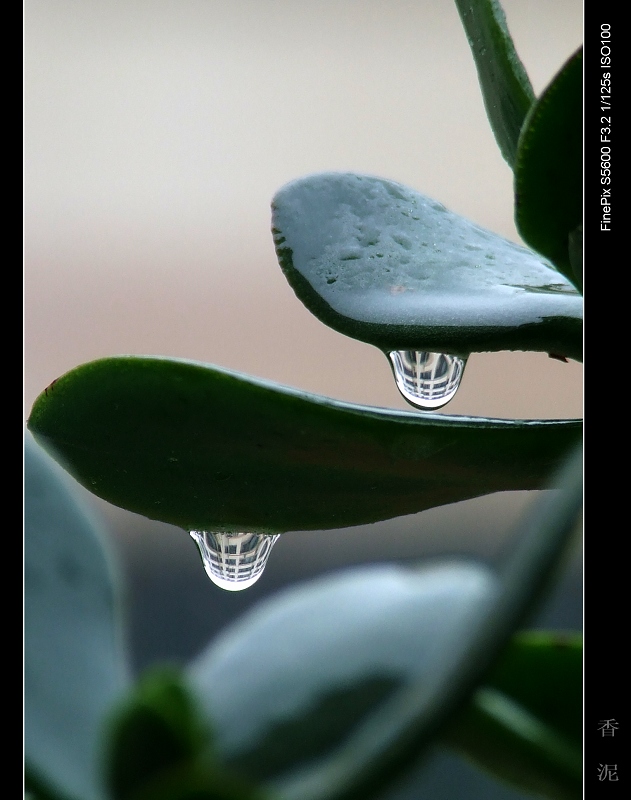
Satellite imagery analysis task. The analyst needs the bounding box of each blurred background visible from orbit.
[24,2,583,797]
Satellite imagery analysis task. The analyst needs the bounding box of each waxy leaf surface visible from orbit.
[272,173,582,360]
[28,356,581,533]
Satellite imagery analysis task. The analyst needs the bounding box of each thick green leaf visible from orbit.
[104,667,266,800]
[514,48,583,284]
[272,173,582,361]
[187,562,498,782]
[446,632,582,799]
[24,434,130,800]
[454,0,535,166]
[27,356,581,532]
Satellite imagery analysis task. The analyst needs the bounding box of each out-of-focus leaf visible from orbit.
[272,445,582,800]
[272,173,582,361]
[454,0,535,166]
[104,667,208,800]
[25,434,130,800]
[104,667,266,800]
[446,631,582,799]
[485,630,582,746]
[28,356,581,532]
[185,448,581,800]
[187,562,498,781]
[515,48,583,285]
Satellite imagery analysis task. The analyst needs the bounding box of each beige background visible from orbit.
[25,0,582,419]
[24,0,583,667]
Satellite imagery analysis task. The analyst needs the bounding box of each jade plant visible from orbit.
[25,1,583,799]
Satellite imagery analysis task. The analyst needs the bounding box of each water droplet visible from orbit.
[189,531,280,591]
[388,351,467,410]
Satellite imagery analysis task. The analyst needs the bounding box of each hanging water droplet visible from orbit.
[388,351,467,411]
[190,531,280,591]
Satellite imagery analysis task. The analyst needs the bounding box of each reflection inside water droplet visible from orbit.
[388,351,467,411]
[189,531,280,591]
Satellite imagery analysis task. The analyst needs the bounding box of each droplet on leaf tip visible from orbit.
[189,531,280,591]
[388,351,467,411]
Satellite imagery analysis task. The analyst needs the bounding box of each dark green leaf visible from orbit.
[449,690,581,800]
[272,173,582,361]
[446,632,582,799]
[27,356,581,532]
[104,667,265,800]
[568,225,583,292]
[25,434,130,800]
[514,48,583,285]
[104,667,208,800]
[454,0,535,166]
[485,630,582,746]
